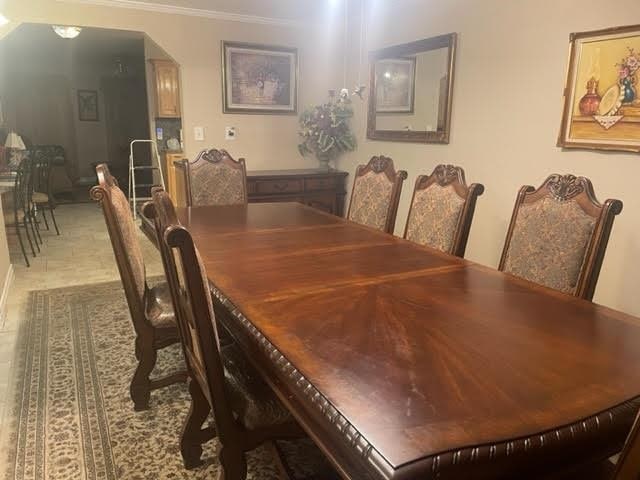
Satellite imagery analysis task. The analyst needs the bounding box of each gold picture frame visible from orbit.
[222,41,298,115]
[558,24,640,152]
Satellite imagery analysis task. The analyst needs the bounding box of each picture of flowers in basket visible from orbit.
[558,25,640,152]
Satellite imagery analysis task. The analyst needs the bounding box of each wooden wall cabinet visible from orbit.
[172,165,348,216]
[150,59,181,118]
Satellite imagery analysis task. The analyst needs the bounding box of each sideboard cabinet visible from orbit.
[171,164,348,216]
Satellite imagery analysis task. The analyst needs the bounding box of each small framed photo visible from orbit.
[558,24,640,152]
[78,89,99,122]
[375,58,416,113]
[222,41,298,114]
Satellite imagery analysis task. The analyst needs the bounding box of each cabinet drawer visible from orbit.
[305,177,336,191]
[254,179,303,194]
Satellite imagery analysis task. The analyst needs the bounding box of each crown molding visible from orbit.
[55,0,305,28]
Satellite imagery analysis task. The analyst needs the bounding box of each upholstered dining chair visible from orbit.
[153,190,339,479]
[498,174,622,301]
[90,164,187,411]
[176,148,248,207]
[347,155,407,233]
[31,146,61,235]
[403,164,484,257]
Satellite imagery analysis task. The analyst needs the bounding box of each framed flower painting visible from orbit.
[558,24,640,152]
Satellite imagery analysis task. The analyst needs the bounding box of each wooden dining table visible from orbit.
[142,202,640,479]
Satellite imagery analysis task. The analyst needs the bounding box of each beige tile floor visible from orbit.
[0,202,164,436]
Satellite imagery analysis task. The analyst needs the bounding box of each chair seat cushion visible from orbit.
[222,343,292,430]
[145,282,176,329]
[33,192,49,203]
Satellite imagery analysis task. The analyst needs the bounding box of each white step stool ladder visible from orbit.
[128,139,166,219]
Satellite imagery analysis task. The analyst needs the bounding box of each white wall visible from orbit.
[338,0,640,316]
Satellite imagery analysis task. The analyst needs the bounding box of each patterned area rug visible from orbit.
[1,280,328,480]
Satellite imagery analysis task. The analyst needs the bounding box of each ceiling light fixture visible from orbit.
[0,14,9,26]
[52,25,82,39]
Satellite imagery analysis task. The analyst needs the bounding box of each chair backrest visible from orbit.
[347,155,407,234]
[614,407,640,479]
[498,174,622,300]
[30,148,52,195]
[404,164,484,257]
[182,148,248,207]
[90,164,149,334]
[14,158,32,214]
[157,191,237,440]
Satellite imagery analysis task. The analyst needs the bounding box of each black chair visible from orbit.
[6,159,37,266]
[31,147,61,235]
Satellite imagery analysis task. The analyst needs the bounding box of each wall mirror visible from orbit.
[367,33,457,143]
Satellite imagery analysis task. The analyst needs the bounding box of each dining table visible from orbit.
[142,202,640,479]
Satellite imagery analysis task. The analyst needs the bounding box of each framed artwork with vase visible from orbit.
[558,24,640,152]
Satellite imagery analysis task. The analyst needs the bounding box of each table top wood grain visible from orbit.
[163,202,640,479]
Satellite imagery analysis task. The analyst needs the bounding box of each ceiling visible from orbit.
[96,0,340,23]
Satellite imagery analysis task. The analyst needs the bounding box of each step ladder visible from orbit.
[128,139,166,219]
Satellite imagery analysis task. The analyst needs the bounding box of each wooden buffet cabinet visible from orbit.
[166,159,349,217]
[246,169,349,216]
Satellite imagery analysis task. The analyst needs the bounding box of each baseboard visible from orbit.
[0,264,14,325]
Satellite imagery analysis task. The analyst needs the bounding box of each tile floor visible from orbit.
[0,202,164,436]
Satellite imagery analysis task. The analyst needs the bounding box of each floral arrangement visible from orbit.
[298,89,356,165]
[617,47,640,104]
[618,47,640,79]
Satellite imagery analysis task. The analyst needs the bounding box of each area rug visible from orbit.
[1,280,329,480]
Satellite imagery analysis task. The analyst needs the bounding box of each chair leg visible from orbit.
[218,446,248,480]
[181,378,215,469]
[23,218,36,257]
[15,224,29,267]
[130,336,157,411]
[32,210,43,245]
[49,205,60,235]
[26,213,40,252]
[41,207,50,230]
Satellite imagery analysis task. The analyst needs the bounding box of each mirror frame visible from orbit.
[367,33,457,144]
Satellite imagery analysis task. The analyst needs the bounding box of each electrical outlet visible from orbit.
[225,127,236,140]
[194,126,205,141]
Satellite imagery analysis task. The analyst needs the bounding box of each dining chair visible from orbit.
[90,164,187,411]
[153,190,339,478]
[403,164,484,257]
[176,148,248,207]
[551,407,640,479]
[6,158,37,266]
[347,155,407,234]
[498,174,622,300]
[31,146,61,235]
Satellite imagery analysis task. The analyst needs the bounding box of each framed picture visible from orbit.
[558,24,640,152]
[78,89,99,122]
[375,58,416,113]
[222,41,298,114]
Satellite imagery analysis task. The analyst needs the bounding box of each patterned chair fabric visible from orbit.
[499,174,623,300]
[347,156,407,233]
[107,180,147,301]
[405,184,465,252]
[404,165,483,257]
[187,149,247,207]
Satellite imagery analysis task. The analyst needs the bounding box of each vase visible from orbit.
[318,157,331,171]
[621,77,636,104]
[579,77,601,116]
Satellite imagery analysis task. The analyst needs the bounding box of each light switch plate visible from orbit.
[194,126,204,141]
[225,126,236,140]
